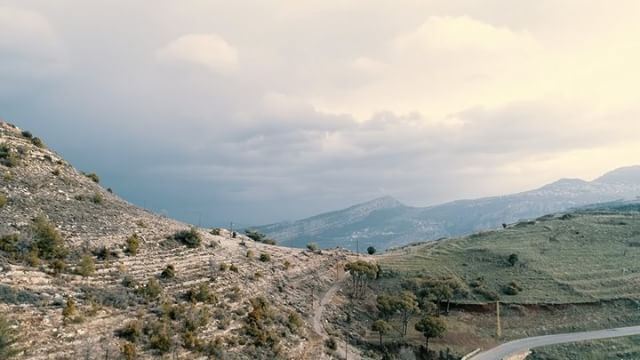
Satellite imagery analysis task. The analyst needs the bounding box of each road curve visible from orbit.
[471,325,640,360]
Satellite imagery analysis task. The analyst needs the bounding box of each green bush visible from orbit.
[21,130,32,139]
[30,137,45,148]
[185,283,217,304]
[50,259,66,275]
[0,193,6,208]
[91,193,103,204]
[259,253,271,262]
[160,264,176,280]
[117,320,143,342]
[139,278,162,300]
[62,298,77,322]
[245,230,266,242]
[77,255,95,277]
[230,264,239,272]
[0,145,19,168]
[84,172,100,183]
[306,243,319,251]
[325,337,337,350]
[0,234,18,254]
[125,234,140,255]
[31,215,67,260]
[263,239,277,245]
[173,228,202,248]
[0,314,19,358]
[367,246,377,255]
[147,320,172,353]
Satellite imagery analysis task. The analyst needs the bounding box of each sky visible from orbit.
[1,1,640,226]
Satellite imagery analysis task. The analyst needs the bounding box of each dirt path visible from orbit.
[471,325,640,360]
[312,273,364,359]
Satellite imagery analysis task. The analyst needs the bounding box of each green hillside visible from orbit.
[380,207,640,305]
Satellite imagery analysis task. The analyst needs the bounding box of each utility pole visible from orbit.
[496,301,502,338]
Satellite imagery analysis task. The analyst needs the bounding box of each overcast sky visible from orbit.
[2,1,640,225]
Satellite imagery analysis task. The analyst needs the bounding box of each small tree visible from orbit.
[345,260,379,298]
[415,316,446,352]
[508,253,519,267]
[396,291,419,336]
[77,255,95,277]
[32,215,67,260]
[371,319,391,346]
[125,234,140,255]
[367,246,376,255]
[245,230,266,242]
[0,314,19,358]
[84,172,100,183]
[259,253,271,262]
[376,294,397,320]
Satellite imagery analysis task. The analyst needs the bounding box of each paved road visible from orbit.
[471,325,640,360]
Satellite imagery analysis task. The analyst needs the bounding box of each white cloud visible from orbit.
[0,6,65,87]
[157,33,238,74]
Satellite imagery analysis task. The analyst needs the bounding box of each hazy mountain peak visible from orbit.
[354,195,405,209]
[594,165,640,185]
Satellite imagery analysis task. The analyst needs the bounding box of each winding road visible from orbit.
[471,325,640,360]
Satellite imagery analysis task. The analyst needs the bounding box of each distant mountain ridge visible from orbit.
[255,166,640,251]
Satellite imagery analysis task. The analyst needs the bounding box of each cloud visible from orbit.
[157,33,238,74]
[0,6,65,95]
[3,1,640,225]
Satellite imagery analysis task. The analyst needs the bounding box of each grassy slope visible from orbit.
[530,336,640,360]
[380,211,640,304]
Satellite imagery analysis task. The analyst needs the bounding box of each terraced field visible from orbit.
[380,210,640,304]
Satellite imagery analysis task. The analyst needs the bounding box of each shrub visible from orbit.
[77,255,95,277]
[62,297,77,321]
[210,228,221,236]
[139,278,162,300]
[0,193,6,208]
[259,253,271,262]
[50,259,66,275]
[121,275,137,288]
[219,263,230,272]
[307,243,319,251]
[117,320,143,342]
[246,250,255,258]
[283,260,291,270]
[185,283,217,304]
[84,172,100,183]
[91,193,103,204]
[125,234,140,255]
[173,228,202,248]
[230,264,239,272]
[245,230,266,242]
[21,130,33,139]
[325,337,337,350]
[31,137,45,148]
[148,320,172,353]
[263,239,277,245]
[367,246,377,255]
[0,314,19,358]
[120,342,137,360]
[287,311,303,333]
[31,215,67,260]
[0,234,18,254]
[507,253,519,266]
[0,145,19,168]
[160,264,176,280]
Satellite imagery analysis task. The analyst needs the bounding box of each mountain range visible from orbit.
[255,166,640,251]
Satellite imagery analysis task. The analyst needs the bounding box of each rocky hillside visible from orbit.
[0,121,358,359]
[256,168,640,251]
